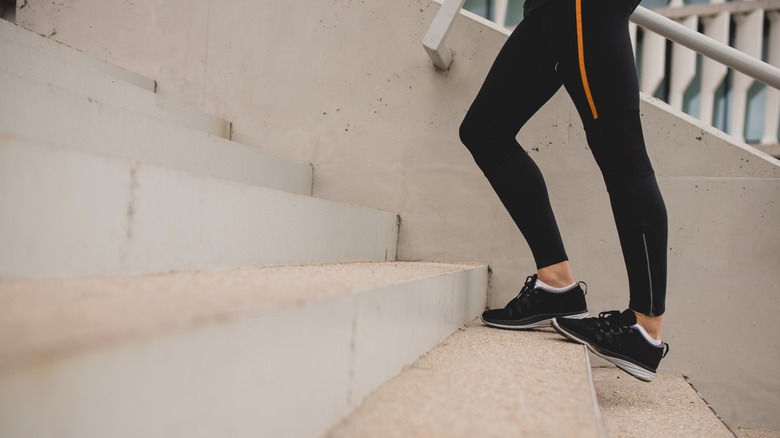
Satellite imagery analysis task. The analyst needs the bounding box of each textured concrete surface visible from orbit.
[592,367,733,437]
[0,261,487,437]
[0,261,480,369]
[325,322,605,438]
[734,427,780,438]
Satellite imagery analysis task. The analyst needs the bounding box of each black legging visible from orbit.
[459,0,667,316]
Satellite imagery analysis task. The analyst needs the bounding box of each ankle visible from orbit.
[632,310,663,341]
[537,261,575,288]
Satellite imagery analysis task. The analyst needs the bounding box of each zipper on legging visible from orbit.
[642,232,654,316]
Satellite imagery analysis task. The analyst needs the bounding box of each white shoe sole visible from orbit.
[551,319,656,382]
[481,311,589,330]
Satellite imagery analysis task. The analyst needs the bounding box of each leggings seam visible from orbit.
[642,232,654,316]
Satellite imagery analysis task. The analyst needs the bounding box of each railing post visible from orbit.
[640,31,667,96]
[494,0,509,29]
[669,15,699,111]
[699,11,731,127]
[423,0,468,70]
[763,11,780,144]
[731,9,765,142]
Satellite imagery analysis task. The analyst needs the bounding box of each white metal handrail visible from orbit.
[631,6,780,90]
[423,1,780,90]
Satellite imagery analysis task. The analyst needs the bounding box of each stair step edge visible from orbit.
[0,74,312,196]
[0,39,230,139]
[0,19,156,92]
[0,135,394,279]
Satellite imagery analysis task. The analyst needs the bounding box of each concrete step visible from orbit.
[733,426,780,438]
[0,18,156,92]
[0,20,231,139]
[0,71,312,196]
[592,367,734,437]
[0,261,488,438]
[326,324,606,438]
[0,134,395,278]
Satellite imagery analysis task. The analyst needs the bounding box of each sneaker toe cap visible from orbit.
[482,308,511,322]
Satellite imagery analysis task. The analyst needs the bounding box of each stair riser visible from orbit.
[0,19,156,92]
[0,136,395,278]
[0,72,312,195]
[0,38,230,139]
[0,266,487,438]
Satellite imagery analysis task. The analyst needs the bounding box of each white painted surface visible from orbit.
[0,263,488,438]
[0,135,396,278]
[0,71,312,196]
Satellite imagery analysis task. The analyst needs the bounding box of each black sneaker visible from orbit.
[552,310,670,382]
[481,274,588,329]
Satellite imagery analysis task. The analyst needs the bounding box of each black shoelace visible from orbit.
[591,311,631,348]
[505,275,587,318]
[592,311,670,357]
[505,275,541,318]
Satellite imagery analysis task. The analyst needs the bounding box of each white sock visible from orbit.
[535,278,577,294]
[632,323,663,347]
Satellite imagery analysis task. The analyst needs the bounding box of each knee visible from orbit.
[459,111,513,167]
[458,112,481,151]
[458,112,493,169]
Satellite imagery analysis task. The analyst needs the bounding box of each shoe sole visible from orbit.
[551,319,656,382]
[481,311,589,330]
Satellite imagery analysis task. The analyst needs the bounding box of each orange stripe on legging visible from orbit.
[576,0,599,119]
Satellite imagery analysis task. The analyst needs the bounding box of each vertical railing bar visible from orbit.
[423,0,468,70]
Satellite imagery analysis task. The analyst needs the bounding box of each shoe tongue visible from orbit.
[620,309,637,325]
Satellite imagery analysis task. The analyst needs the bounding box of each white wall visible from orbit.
[13,0,780,430]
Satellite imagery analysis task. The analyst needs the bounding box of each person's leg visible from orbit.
[460,12,588,329]
[544,0,668,322]
[545,0,670,381]
[538,261,574,288]
[459,12,568,272]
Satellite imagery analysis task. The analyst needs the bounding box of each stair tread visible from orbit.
[592,367,734,437]
[0,261,482,370]
[325,322,605,438]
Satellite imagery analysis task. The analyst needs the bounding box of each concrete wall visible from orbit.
[12,0,780,430]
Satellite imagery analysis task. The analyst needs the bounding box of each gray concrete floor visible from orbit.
[733,427,780,438]
[0,261,479,369]
[326,323,604,438]
[592,367,733,437]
